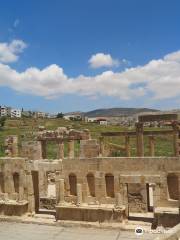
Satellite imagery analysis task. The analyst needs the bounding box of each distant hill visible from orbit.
[84,108,159,117]
[64,111,83,116]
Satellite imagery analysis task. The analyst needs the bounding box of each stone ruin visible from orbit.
[4,135,18,157]
[0,116,180,230]
[20,127,92,160]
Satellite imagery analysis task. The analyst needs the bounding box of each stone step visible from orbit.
[34,214,55,220]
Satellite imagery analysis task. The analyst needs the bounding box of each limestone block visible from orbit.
[80,139,100,158]
[21,141,42,160]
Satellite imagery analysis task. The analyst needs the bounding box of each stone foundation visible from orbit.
[0,201,28,216]
[56,205,126,223]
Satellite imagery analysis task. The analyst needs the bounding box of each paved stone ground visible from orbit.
[0,222,158,240]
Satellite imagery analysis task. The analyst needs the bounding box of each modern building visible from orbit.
[85,117,97,122]
[98,119,108,125]
[11,109,22,118]
[1,106,22,118]
[0,106,7,117]
[34,111,47,118]
[64,114,82,121]
[85,117,108,125]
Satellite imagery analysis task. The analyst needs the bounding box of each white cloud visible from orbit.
[88,53,120,68]
[0,46,180,103]
[0,39,27,63]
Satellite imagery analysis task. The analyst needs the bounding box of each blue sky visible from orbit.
[0,0,180,113]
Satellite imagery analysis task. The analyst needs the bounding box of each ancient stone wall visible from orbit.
[0,155,180,226]
[0,158,33,215]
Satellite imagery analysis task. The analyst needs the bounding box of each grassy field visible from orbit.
[0,118,174,158]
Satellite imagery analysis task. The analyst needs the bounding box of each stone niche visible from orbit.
[127,183,148,213]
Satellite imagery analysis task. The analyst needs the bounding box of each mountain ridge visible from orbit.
[84,107,159,117]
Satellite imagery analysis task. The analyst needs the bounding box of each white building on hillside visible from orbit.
[85,117,108,125]
[11,109,21,118]
[0,106,7,117]
[85,117,97,122]
[34,111,47,118]
[64,114,82,120]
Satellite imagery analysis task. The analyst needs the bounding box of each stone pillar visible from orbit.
[59,179,65,204]
[149,135,155,157]
[119,183,129,218]
[77,183,82,206]
[67,140,75,158]
[41,140,47,159]
[26,172,35,213]
[172,122,179,157]
[4,135,18,157]
[18,170,25,201]
[4,171,15,199]
[152,183,160,209]
[135,122,144,157]
[115,192,123,208]
[57,141,64,159]
[39,171,47,197]
[11,136,18,157]
[99,136,105,157]
[125,136,130,157]
[55,171,60,203]
[159,174,168,202]
[122,183,129,218]
[94,172,105,202]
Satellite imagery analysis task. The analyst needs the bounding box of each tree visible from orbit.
[0,116,6,128]
[56,112,64,118]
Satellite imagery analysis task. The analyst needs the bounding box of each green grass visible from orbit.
[0,118,174,158]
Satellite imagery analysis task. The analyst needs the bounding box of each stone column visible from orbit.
[122,183,129,218]
[172,122,179,157]
[77,183,82,206]
[67,140,75,158]
[55,171,60,203]
[4,135,18,157]
[39,171,47,197]
[135,122,144,157]
[57,141,64,159]
[115,192,123,208]
[149,135,155,157]
[99,136,105,157]
[159,174,168,202]
[18,170,25,201]
[59,179,65,204]
[11,136,18,157]
[4,172,15,199]
[41,140,47,159]
[152,183,160,209]
[94,172,105,203]
[26,172,35,213]
[125,136,130,157]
